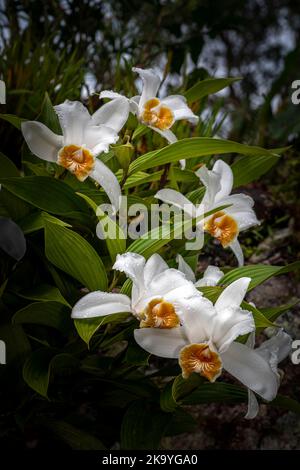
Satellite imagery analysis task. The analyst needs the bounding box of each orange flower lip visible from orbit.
[204,211,238,247]
[179,343,222,382]
[57,144,95,181]
[141,98,174,130]
[140,298,180,329]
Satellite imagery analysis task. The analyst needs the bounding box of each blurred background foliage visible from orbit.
[1,0,300,261]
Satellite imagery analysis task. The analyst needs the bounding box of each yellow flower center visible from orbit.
[204,211,238,247]
[141,98,174,130]
[179,343,222,382]
[57,145,95,181]
[140,298,180,329]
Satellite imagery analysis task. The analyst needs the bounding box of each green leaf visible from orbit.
[128,137,280,175]
[19,211,71,234]
[74,312,130,346]
[132,124,150,141]
[0,176,87,219]
[271,395,300,414]
[125,342,150,366]
[112,143,134,172]
[184,77,242,102]
[182,382,247,405]
[0,113,25,130]
[13,301,72,334]
[160,374,204,413]
[44,221,108,291]
[120,400,170,450]
[23,349,77,398]
[0,152,19,177]
[127,204,231,259]
[37,92,61,134]
[219,262,300,291]
[260,300,299,322]
[232,154,280,187]
[77,192,126,262]
[46,420,106,450]
[18,283,70,306]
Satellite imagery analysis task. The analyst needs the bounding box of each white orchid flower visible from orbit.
[72,252,203,329]
[156,160,260,265]
[245,329,292,419]
[135,277,285,404]
[100,67,198,150]
[21,98,130,212]
[176,254,224,287]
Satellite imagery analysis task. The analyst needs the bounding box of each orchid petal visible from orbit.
[155,189,196,217]
[132,67,160,108]
[113,252,146,307]
[212,160,233,201]
[175,295,215,344]
[212,305,255,353]
[134,327,188,358]
[90,158,121,212]
[195,265,224,287]
[143,254,169,286]
[99,90,125,100]
[161,95,198,124]
[196,165,221,207]
[256,329,292,365]
[84,125,118,154]
[176,254,196,282]
[221,342,279,401]
[54,100,91,146]
[71,291,132,318]
[245,390,260,419]
[21,121,63,162]
[229,238,244,266]
[149,125,178,144]
[215,277,251,311]
[92,97,130,133]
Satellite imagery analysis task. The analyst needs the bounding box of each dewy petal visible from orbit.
[195,265,224,287]
[212,305,255,354]
[149,125,178,144]
[147,269,195,300]
[90,158,121,212]
[175,295,215,344]
[255,329,292,365]
[161,95,199,124]
[196,165,221,207]
[84,125,118,154]
[176,254,196,282]
[54,100,91,146]
[225,208,260,231]
[132,67,161,108]
[99,90,125,100]
[215,277,251,311]
[221,342,279,401]
[129,96,140,114]
[155,189,196,217]
[245,389,260,420]
[143,254,169,286]
[71,291,132,318]
[92,97,130,133]
[134,327,188,358]
[229,238,244,266]
[113,252,146,308]
[21,121,63,162]
[212,160,233,201]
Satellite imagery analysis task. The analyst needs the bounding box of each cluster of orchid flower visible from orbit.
[21,67,292,419]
